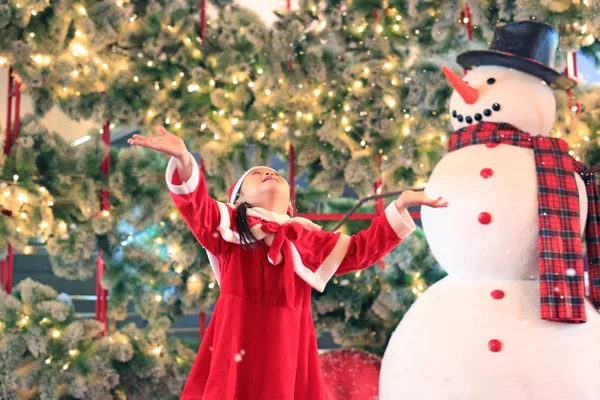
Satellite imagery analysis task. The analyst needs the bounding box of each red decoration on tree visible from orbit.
[286,0,293,71]
[460,2,473,75]
[96,120,111,336]
[95,254,108,336]
[460,2,473,41]
[319,349,381,400]
[374,155,386,269]
[199,0,207,42]
[1,67,22,294]
[565,51,580,118]
[200,311,207,340]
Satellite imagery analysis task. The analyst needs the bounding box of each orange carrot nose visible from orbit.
[442,66,479,105]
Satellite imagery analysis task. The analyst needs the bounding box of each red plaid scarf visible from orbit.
[447,122,600,323]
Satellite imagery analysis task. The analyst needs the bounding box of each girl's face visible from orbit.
[237,168,292,213]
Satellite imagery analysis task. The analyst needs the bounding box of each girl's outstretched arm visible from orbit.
[165,151,232,257]
[129,126,232,258]
[300,191,447,290]
[333,201,415,276]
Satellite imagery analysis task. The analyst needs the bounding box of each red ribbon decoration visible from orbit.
[460,2,473,75]
[286,0,293,71]
[374,155,386,269]
[1,67,21,294]
[287,0,296,218]
[95,120,110,336]
[199,0,207,42]
[261,221,305,265]
[200,311,207,340]
[460,2,473,41]
[565,51,580,118]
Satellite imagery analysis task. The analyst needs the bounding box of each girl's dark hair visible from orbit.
[236,201,259,246]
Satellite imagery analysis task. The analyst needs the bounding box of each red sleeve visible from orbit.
[299,202,415,291]
[165,153,233,256]
[334,202,415,275]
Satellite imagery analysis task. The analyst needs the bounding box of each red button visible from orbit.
[478,212,492,225]
[486,142,499,148]
[491,290,505,299]
[488,339,502,352]
[480,168,494,179]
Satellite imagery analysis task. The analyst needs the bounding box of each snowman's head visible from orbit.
[445,65,556,137]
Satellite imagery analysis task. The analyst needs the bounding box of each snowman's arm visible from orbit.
[299,203,415,290]
[165,153,233,256]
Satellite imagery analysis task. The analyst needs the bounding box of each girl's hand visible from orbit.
[395,190,448,210]
[127,126,188,159]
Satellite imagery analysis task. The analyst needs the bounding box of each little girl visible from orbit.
[128,126,447,400]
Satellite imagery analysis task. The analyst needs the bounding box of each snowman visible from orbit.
[380,21,600,400]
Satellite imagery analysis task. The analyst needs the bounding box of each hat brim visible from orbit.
[457,50,576,91]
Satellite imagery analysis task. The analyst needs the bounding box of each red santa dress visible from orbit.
[166,154,415,400]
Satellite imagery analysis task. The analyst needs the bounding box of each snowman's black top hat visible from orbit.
[457,21,576,90]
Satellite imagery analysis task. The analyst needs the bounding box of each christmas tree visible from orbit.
[1,0,599,396]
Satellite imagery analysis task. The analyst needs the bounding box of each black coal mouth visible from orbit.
[452,103,501,124]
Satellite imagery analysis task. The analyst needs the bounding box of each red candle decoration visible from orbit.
[96,120,111,336]
[1,67,22,294]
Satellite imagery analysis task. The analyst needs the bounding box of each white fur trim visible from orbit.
[247,207,290,224]
[215,201,239,243]
[165,153,200,195]
[228,166,277,204]
[384,202,416,239]
[288,234,351,292]
[314,234,352,291]
[289,243,326,291]
[206,251,221,286]
[247,208,321,231]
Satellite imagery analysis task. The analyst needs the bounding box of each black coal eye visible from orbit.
[487,78,496,85]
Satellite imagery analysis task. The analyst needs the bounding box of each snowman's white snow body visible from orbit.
[379,66,600,400]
